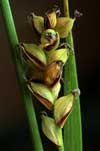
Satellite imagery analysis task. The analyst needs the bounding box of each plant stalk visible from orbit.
[63,0,83,151]
[0,0,43,150]
[58,129,64,151]
[59,146,64,151]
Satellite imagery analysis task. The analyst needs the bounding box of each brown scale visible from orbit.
[44,60,64,87]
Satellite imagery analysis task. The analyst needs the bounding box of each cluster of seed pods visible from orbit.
[19,6,80,147]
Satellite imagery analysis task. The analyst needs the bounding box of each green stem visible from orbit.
[63,0,83,151]
[64,0,69,17]
[0,0,43,151]
[59,145,64,151]
[58,130,64,151]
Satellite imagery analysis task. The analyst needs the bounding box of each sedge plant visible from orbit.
[0,0,82,151]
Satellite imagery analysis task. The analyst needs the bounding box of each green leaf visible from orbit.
[63,1,83,151]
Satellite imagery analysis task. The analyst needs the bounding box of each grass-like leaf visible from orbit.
[0,0,43,150]
[63,0,83,151]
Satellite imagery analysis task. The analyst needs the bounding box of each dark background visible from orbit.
[0,0,100,150]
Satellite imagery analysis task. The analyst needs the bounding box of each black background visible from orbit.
[0,0,100,150]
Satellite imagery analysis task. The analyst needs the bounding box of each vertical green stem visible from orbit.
[59,147,64,151]
[58,130,64,151]
[63,0,83,151]
[0,0,43,150]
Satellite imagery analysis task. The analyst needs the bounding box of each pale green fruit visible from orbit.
[42,115,63,147]
[51,81,61,100]
[54,89,80,128]
[54,93,74,128]
[28,82,55,110]
[48,48,69,65]
[19,43,47,70]
[44,11,57,28]
[54,17,75,38]
[31,13,44,33]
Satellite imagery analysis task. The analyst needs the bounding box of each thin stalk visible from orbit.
[63,0,83,151]
[0,0,43,151]
[59,146,64,151]
[58,130,64,151]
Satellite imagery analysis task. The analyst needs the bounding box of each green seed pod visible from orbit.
[51,81,61,100]
[43,61,64,87]
[54,17,75,38]
[48,47,69,65]
[30,13,44,33]
[19,43,47,70]
[41,115,63,147]
[54,93,74,128]
[44,11,57,28]
[27,82,55,110]
[40,29,60,51]
[54,89,80,128]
